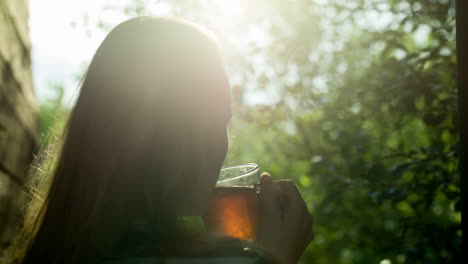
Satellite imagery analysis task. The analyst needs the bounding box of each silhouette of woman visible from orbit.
[8,17,313,264]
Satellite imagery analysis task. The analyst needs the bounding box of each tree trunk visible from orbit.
[0,0,38,254]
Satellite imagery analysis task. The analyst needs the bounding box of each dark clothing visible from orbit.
[99,255,265,264]
[91,217,273,264]
[96,246,269,264]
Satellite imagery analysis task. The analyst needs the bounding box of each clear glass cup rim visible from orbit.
[217,163,259,183]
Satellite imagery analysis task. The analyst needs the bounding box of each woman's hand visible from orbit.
[255,173,314,264]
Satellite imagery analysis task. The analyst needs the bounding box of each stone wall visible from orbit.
[0,0,37,251]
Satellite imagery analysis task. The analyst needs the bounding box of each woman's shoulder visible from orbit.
[96,247,270,264]
[92,222,276,264]
[95,239,274,264]
[98,255,265,264]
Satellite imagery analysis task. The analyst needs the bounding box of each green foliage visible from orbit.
[37,82,70,148]
[214,1,460,263]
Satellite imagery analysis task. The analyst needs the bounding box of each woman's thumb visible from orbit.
[260,172,273,184]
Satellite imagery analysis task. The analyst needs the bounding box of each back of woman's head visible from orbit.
[12,16,231,264]
[67,16,231,216]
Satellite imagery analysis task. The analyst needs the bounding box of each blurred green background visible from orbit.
[38,0,460,263]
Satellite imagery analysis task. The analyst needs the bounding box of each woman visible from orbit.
[8,16,314,264]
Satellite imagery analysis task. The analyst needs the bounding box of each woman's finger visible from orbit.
[276,180,308,212]
[260,172,273,184]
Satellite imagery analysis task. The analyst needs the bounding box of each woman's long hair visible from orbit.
[7,16,233,264]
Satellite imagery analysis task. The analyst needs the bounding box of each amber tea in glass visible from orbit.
[203,163,259,241]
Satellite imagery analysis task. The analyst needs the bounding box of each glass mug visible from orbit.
[203,163,260,241]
